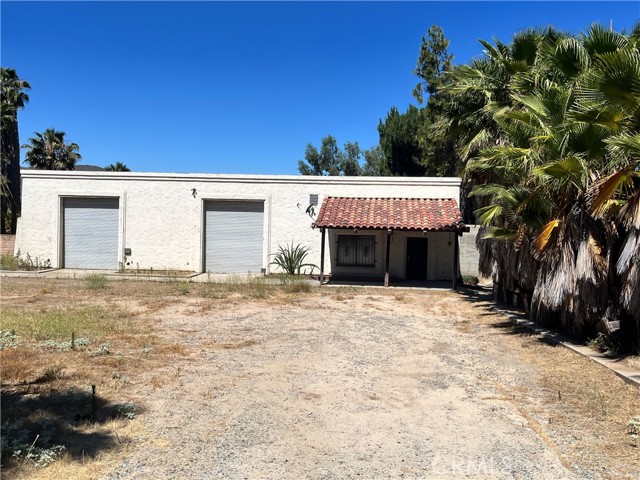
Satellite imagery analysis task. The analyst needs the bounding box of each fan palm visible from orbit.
[445,23,640,348]
[104,162,130,172]
[1,68,30,233]
[22,129,81,170]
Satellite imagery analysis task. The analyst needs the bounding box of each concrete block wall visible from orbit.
[459,225,481,277]
[0,234,15,256]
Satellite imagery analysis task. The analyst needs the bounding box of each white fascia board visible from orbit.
[20,170,462,187]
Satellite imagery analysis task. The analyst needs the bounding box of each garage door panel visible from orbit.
[64,198,119,269]
[205,201,264,273]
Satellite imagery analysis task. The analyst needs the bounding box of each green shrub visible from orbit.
[0,250,51,271]
[462,275,480,286]
[270,241,317,275]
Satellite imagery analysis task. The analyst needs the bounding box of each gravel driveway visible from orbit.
[102,290,577,480]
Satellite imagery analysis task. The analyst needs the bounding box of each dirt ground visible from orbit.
[1,278,639,479]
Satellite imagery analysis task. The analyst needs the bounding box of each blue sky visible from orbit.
[2,1,638,174]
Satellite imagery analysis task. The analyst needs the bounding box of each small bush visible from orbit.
[587,332,618,355]
[0,330,19,350]
[462,275,480,286]
[175,281,190,295]
[42,337,91,351]
[88,342,111,356]
[84,274,108,290]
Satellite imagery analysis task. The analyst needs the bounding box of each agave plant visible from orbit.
[270,241,318,275]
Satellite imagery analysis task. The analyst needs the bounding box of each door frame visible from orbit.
[405,236,428,281]
[60,195,122,269]
[200,198,267,274]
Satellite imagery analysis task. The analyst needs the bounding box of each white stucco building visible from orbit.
[15,170,467,284]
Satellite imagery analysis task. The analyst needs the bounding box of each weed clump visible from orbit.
[84,274,108,290]
[0,330,19,350]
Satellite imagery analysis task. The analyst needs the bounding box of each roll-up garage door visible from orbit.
[204,201,264,273]
[63,197,119,269]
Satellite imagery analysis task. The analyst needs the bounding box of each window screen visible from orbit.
[337,235,375,266]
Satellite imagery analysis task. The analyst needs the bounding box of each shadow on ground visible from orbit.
[1,385,143,465]
[454,286,573,347]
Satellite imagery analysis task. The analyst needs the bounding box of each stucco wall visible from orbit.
[326,229,455,281]
[15,171,461,277]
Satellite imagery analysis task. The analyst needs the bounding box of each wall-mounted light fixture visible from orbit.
[191,188,197,198]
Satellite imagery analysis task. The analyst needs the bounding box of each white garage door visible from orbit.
[64,197,119,269]
[204,201,264,273]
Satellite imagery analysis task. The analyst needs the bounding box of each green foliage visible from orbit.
[0,250,51,271]
[42,337,91,351]
[22,128,81,170]
[0,422,66,468]
[0,330,19,350]
[413,24,454,104]
[378,105,427,176]
[270,241,317,275]
[441,23,640,348]
[88,342,111,356]
[1,68,29,234]
[175,281,190,295]
[0,305,139,342]
[462,275,480,286]
[115,402,137,420]
[104,162,131,172]
[298,134,361,176]
[84,273,108,290]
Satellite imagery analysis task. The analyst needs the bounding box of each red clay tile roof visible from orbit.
[314,197,465,231]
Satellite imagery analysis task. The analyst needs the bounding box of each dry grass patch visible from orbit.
[0,279,190,479]
[456,290,640,479]
[1,305,145,342]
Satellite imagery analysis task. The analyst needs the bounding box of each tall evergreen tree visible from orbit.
[298,135,364,176]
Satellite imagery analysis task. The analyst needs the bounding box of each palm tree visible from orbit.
[1,68,30,233]
[104,162,130,172]
[22,129,81,170]
[442,23,640,348]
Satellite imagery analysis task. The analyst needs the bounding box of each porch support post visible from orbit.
[452,231,459,290]
[384,228,392,287]
[319,228,326,285]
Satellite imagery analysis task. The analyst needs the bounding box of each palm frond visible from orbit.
[532,219,561,252]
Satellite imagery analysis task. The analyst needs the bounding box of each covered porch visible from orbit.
[313,197,468,288]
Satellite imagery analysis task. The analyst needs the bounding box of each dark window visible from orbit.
[337,235,375,267]
[309,194,318,206]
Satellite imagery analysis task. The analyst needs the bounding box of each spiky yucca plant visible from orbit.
[270,242,318,275]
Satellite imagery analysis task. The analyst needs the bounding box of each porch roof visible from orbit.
[313,197,465,232]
